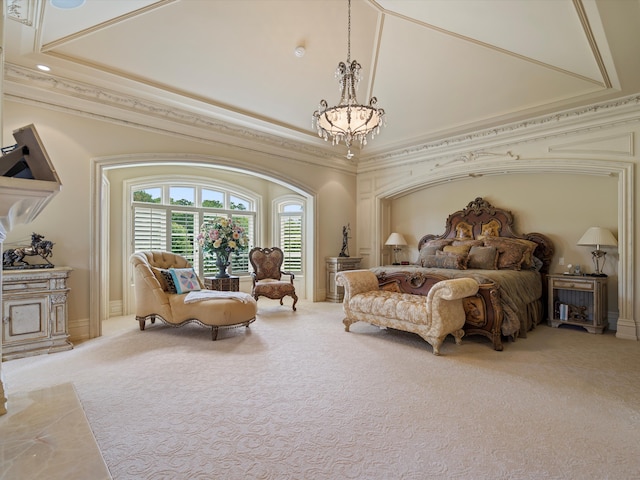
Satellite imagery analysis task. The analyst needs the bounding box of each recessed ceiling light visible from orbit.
[294,46,305,58]
[37,64,51,72]
[50,0,86,9]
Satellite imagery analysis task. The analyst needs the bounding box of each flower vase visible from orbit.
[215,251,231,278]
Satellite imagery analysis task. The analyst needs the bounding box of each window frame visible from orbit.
[127,176,259,279]
[273,196,305,274]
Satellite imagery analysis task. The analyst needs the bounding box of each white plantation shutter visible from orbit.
[133,206,167,251]
[280,214,302,272]
[131,184,256,277]
[171,210,197,267]
[231,214,253,272]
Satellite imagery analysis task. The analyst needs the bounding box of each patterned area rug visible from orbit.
[3,301,640,479]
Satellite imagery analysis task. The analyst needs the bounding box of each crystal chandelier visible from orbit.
[313,0,385,159]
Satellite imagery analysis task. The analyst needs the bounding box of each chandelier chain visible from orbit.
[347,0,351,63]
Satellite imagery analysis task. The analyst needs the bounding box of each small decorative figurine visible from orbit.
[3,232,55,269]
[339,224,350,258]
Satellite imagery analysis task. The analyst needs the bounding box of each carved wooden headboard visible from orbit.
[417,197,555,274]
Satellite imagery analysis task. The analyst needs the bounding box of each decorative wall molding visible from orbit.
[359,94,640,171]
[7,0,37,26]
[548,133,634,156]
[432,151,520,170]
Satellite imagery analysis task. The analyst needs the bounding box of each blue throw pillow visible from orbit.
[170,267,202,294]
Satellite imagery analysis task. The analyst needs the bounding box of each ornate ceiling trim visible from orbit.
[7,0,38,26]
[359,93,640,172]
[4,64,356,172]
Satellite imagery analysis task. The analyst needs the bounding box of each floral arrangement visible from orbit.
[197,217,249,257]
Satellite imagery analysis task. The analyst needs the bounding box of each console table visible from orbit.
[326,257,362,302]
[2,267,73,360]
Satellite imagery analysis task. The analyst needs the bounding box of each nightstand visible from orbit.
[326,257,362,302]
[204,276,239,292]
[547,274,607,333]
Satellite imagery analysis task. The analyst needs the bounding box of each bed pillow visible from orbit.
[467,246,499,270]
[421,254,467,270]
[490,236,538,270]
[418,246,440,266]
[513,238,539,269]
[423,238,454,249]
[482,237,530,270]
[442,244,472,256]
[169,267,202,294]
[452,239,484,248]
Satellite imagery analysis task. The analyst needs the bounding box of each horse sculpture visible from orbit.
[3,233,55,269]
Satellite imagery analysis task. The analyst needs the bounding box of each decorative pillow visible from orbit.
[418,246,440,267]
[421,254,467,270]
[169,267,202,294]
[467,246,499,270]
[424,238,454,249]
[513,238,539,269]
[443,244,472,256]
[157,268,177,293]
[150,267,169,291]
[487,236,538,270]
[482,237,530,270]
[452,239,484,248]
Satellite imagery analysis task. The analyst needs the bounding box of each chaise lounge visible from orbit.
[130,251,257,340]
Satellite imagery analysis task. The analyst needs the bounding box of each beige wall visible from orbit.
[3,100,357,341]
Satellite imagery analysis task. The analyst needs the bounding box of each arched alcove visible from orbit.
[91,154,316,338]
[361,157,635,339]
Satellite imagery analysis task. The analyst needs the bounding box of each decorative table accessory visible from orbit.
[197,218,249,278]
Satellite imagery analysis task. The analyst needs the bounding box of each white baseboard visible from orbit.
[109,301,123,317]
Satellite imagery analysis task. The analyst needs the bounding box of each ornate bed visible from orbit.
[371,197,554,351]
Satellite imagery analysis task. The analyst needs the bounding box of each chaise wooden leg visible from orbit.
[211,326,219,341]
[137,317,146,331]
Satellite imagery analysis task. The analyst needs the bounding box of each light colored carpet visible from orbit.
[3,300,640,479]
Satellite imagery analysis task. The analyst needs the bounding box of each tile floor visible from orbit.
[0,382,111,480]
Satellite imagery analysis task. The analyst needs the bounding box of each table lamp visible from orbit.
[385,232,407,265]
[577,226,617,277]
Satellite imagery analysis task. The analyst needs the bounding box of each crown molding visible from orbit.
[4,64,356,173]
[357,93,640,173]
[6,63,640,177]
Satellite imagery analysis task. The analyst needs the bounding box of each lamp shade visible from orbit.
[577,227,618,247]
[385,233,407,246]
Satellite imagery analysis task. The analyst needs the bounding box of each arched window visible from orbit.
[131,181,257,276]
[275,198,304,273]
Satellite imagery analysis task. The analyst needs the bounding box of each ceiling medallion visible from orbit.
[313,0,385,159]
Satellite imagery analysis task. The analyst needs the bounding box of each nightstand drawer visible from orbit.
[551,278,594,290]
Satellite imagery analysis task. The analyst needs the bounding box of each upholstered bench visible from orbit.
[335,270,479,355]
